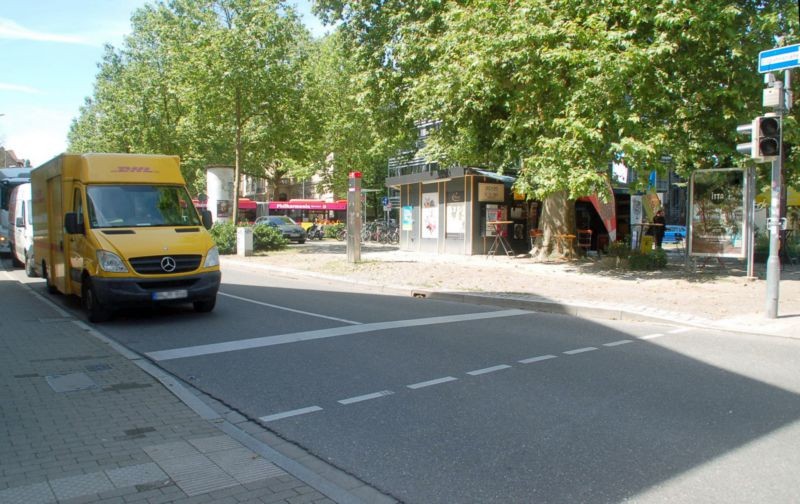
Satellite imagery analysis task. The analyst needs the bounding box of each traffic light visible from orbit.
[755,115,781,160]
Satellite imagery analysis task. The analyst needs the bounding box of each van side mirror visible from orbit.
[15,217,24,228]
[64,213,85,235]
[201,210,213,230]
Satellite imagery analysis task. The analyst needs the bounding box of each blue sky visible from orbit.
[0,0,328,166]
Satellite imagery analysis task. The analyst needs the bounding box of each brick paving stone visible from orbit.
[0,275,390,504]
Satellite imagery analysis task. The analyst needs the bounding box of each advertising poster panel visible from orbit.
[446,191,465,239]
[689,169,747,258]
[421,192,438,239]
[401,206,413,231]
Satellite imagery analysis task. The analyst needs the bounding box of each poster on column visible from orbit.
[422,192,438,239]
[446,192,465,239]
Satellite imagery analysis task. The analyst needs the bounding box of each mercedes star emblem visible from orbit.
[160,256,177,272]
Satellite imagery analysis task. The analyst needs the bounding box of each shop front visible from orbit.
[266,199,347,225]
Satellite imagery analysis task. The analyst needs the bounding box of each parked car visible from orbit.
[255,215,307,243]
[663,225,686,244]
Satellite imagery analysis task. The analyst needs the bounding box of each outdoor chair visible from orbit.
[577,229,592,257]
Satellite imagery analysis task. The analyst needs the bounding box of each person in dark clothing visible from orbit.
[652,209,666,248]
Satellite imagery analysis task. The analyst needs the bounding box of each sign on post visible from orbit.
[758,44,800,73]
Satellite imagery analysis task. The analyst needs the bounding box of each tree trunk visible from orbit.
[533,190,575,260]
[232,90,242,225]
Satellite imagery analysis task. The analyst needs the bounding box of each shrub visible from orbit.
[253,224,288,251]
[209,221,237,255]
[606,240,631,259]
[628,249,668,270]
[326,222,344,239]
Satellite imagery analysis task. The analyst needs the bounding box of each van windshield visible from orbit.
[87,185,202,228]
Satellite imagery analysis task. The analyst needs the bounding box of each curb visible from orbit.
[11,272,396,504]
[222,257,798,340]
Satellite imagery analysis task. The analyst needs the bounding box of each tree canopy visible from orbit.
[315,0,799,199]
[70,0,800,226]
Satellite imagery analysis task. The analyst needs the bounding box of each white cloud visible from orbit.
[0,17,90,44]
[2,106,72,166]
[0,82,44,94]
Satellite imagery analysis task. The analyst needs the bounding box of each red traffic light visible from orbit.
[757,116,781,158]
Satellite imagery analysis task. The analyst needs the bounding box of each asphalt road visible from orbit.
[5,256,800,503]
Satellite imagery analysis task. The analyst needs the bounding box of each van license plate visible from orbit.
[152,290,188,300]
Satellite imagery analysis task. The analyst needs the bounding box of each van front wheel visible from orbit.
[82,278,112,323]
[193,297,216,313]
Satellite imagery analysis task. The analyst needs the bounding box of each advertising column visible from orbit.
[206,166,234,223]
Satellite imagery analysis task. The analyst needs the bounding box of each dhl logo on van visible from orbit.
[113,166,155,173]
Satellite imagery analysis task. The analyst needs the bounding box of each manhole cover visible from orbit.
[45,372,98,393]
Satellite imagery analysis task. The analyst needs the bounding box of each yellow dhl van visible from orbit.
[32,153,221,322]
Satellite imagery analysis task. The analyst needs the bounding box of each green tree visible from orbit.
[317,0,799,254]
[69,0,313,207]
[300,33,398,201]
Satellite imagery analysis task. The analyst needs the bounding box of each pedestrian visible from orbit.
[653,209,666,248]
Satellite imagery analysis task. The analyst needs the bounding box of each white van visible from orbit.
[8,182,35,276]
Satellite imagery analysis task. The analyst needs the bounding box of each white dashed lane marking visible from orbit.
[407,377,458,389]
[260,406,323,422]
[467,365,512,376]
[603,339,634,347]
[519,354,557,364]
[258,326,692,422]
[338,391,394,405]
[564,347,598,355]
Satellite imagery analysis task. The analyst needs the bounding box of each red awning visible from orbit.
[578,180,617,241]
[238,198,257,210]
[268,199,347,211]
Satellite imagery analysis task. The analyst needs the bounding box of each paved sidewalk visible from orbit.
[0,272,390,504]
[221,243,800,340]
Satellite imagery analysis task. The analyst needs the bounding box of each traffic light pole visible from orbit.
[765,156,781,318]
[764,68,791,319]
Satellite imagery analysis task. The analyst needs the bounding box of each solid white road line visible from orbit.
[668,327,691,334]
[564,347,598,355]
[337,391,394,405]
[146,309,531,361]
[466,365,511,376]
[640,333,664,340]
[259,406,323,422]
[518,354,557,364]
[219,292,361,325]
[603,340,633,347]
[407,377,458,389]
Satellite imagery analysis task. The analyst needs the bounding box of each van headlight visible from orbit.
[203,246,220,268]
[97,250,128,273]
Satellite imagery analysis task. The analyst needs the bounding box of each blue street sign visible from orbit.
[381,196,389,206]
[758,44,800,73]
